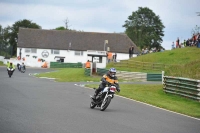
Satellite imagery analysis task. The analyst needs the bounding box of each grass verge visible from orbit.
[35,68,102,82]
[0,61,5,66]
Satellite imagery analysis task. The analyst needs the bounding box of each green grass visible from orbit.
[36,68,102,82]
[85,84,200,118]
[130,47,200,65]
[0,61,5,66]
[107,47,200,79]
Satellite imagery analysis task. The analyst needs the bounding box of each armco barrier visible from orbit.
[97,68,108,76]
[163,76,200,101]
[147,74,162,81]
[84,68,91,76]
[50,62,82,68]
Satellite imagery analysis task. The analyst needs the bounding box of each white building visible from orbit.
[16,28,140,68]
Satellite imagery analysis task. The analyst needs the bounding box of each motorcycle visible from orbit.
[90,84,118,111]
[7,67,14,78]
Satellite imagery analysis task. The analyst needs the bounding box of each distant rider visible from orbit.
[92,68,120,99]
[21,62,26,70]
[7,62,15,73]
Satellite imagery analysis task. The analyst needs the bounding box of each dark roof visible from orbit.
[18,28,140,53]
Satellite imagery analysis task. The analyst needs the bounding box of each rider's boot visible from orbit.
[92,89,100,100]
[92,93,97,100]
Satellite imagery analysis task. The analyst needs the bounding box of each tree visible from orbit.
[123,7,165,50]
[55,26,66,30]
[0,25,11,56]
[64,18,71,30]
[191,25,200,35]
[6,19,41,56]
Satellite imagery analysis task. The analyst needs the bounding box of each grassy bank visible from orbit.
[107,47,200,79]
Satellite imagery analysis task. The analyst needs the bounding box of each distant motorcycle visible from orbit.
[7,67,14,78]
[90,84,118,111]
[17,63,26,73]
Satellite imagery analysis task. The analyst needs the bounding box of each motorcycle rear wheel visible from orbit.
[100,96,111,111]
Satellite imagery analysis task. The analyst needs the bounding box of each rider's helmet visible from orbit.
[10,62,12,65]
[109,68,117,77]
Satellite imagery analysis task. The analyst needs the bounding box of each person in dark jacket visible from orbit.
[129,46,132,59]
[92,68,120,99]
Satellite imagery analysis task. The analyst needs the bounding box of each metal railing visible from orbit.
[163,76,200,101]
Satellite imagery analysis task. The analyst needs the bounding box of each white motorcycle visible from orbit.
[90,84,119,111]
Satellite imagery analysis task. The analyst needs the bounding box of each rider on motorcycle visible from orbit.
[7,62,15,72]
[21,62,26,70]
[92,68,120,99]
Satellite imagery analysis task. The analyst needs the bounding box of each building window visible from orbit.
[75,51,83,56]
[31,48,37,53]
[25,48,37,53]
[51,49,60,54]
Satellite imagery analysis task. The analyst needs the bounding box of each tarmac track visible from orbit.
[0,67,199,133]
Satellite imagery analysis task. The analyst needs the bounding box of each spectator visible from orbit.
[192,34,196,45]
[189,38,192,46]
[107,51,113,63]
[129,46,132,59]
[183,40,186,47]
[85,60,91,68]
[186,39,190,47]
[176,37,180,48]
[197,33,200,48]
[144,48,149,54]
[141,49,144,55]
[112,53,117,62]
[172,42,175,49]
[131,46,134,57]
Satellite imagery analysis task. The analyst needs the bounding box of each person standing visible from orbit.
[131,46,134,57]
[172,42,174,49]
[114,53,117,62]
[183,40,186,47]
[107,51,112,63]
[176,37,180,48]
[129,46,132,59]
[85,60,91,68]
[112,52,117,62]
[186,39,189,47]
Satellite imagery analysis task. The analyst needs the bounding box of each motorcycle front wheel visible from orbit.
[100,96,112,111]
[8,72,12,78]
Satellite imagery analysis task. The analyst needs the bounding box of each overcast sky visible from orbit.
[0,0,199,50]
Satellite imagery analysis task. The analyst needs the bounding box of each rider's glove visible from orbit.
[117,88,120,92]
